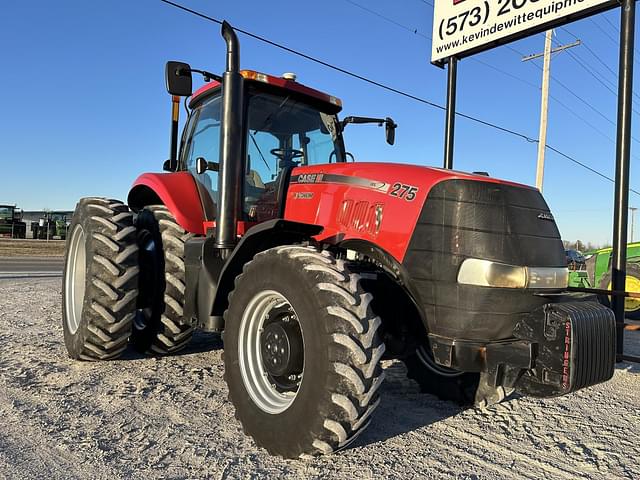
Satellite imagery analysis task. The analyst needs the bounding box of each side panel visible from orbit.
[128,172,206,235]
[283,162,532,262]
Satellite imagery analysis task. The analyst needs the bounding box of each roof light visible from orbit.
[241,70,269,83]
[240,69,342,108]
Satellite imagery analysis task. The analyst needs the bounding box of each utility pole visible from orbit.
[630,206,638,242]
[522,31,581,192]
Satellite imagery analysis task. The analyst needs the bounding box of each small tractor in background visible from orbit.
[0,204,27,239]
[566,249,590,288]
[32,211,70,240]
[61,22,617,458]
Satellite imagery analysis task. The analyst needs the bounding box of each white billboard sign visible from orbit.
[431,0,616,64]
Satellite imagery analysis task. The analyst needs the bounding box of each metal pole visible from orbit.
[630,207,638,242]
[443,56,457,169]
[612,0,635,362]
[535,30,553,192]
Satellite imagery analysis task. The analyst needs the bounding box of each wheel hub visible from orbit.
[260,309,303,378]
[238,291,305,413]
[135,227,162,332]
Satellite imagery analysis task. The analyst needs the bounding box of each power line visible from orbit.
[344,0,427,38]
[600,14,618,31]
[523,52,617,126]
[158,0,640,196]
[546,144,640,196]
[549,38,640,145]
[342,2,542,95]
[590,17,619,45]
[559,27,618,79]
[159,0,534,141]
[522,34,640,161]
[560,25,640,108]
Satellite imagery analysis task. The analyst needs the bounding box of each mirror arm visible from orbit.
[185,68,223,83]
[341,116,397,145]
[341,116,396,129]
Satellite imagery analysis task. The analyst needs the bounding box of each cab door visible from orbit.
[180,93,223,221]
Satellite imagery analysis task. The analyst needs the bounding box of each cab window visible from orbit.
[244,92,342,220]
[183,95,222,206]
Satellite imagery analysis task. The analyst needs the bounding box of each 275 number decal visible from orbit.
[390,183,419,201]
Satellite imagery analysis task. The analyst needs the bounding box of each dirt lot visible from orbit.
[0,277,638,479]
[0,239,65,257]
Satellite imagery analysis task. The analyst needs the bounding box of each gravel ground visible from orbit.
[0,278,639,479]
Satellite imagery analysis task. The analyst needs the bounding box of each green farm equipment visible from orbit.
[32,211,70,240]
[0,204,27,238]
[566,249,591,288]
[586,243,640,319]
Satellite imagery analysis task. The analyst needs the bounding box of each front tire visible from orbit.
[62,198,139,360]
[223,246,385,458]
[404,345,480,405]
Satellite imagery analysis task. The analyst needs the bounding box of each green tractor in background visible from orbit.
[0,204,27,238]
[566,249,591,288]
[582,243,640,319]
[31,211,70,240]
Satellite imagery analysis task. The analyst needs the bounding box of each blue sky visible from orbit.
[1,0,637,246]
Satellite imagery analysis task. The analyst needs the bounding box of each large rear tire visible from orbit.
[223,246,385,458]
[130,205,194,354]
[62,198,139,360]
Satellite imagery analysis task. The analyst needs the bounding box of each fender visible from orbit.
[128,172,206,234]
[338,238,427,327]
[183,219,323,331]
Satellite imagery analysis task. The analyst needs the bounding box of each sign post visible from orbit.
[443,57,457,169]
[612,0,635,362]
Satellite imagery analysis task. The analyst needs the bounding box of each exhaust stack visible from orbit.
[215,21,244,253]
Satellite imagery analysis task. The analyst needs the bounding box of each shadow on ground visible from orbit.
[352,361,467,448]
[119,330,223,360]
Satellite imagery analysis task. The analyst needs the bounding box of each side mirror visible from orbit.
[196,157,220,174]
[165,61,193,96]
[385,118,397,146]
[163,159,177,172]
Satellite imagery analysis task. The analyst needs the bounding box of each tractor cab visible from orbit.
[178,70,347,225]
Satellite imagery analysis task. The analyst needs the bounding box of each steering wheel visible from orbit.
[270,148,304,160]
[329,150,355,163]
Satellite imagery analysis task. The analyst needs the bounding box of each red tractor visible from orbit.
[62,23,616,458]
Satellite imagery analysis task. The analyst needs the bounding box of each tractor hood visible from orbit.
[284,162,539,262]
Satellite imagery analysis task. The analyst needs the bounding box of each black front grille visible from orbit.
[403,179,566,341]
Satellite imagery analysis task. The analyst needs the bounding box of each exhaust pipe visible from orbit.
[215,21,244,253]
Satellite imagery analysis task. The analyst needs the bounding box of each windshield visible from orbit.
[246,92,344,182]
[243,91,344,220]
[0,207,13,220]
